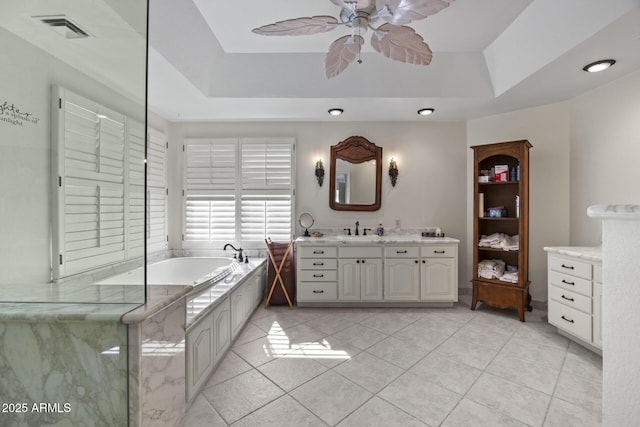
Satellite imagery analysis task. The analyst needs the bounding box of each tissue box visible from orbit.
[494,165,509,182]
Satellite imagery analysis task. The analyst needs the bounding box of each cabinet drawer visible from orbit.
[549,300,592,343]
[548,256,592,280]
[421,245,456,258]
[548,270,592,297]
[339,246,383,258]
[549,285,591,314]
[298,282,337,301]
[298,246,337,258]
[384,246,419,258]
[594,264,602,283]
[298,270,337,282]
[299,258,337,270]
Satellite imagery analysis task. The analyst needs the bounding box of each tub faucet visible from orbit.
[223,243,244,262]
[355,221,360,236]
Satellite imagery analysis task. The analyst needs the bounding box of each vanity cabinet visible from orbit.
[384,247,420,301]
[338,247,383,301]
[420,245,458,301]
[296,238,458,306]
[545,248,602,351]
[297,246,338,302]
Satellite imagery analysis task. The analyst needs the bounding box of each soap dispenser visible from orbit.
[377,223,384,236]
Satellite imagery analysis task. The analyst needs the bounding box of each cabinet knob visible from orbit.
[362,259,366,263]
[356,260,360,264]
[422,260,426,263]
[434,250,445,254]
[414,260,418,264]
[313,274,324,278]
[561,279,575,286]
[561,295,575,302]
[561,264,574,270]
[312,290,324,294]
[397,250,408,254]
[313,250,324,254]
[313,262,324,266]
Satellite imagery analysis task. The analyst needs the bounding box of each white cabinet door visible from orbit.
[361,259,383,301]
[338,259,361,300]
[186,311,214,401]
[230,286,246,340]
[420,258,457,301]
[384,259,419,301]
[213,298,230,363]
[593,281,602,348]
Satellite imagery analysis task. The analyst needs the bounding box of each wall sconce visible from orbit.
[315,159,325,186]
[389,158,398,187]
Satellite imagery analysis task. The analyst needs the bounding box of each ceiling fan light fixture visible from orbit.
[328,108,344,116]
[417,108,434,116]
[582,59,616,73]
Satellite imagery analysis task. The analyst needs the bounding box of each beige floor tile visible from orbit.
[231,395,325,427]
[337,397,426,427]
[334,351,404,393]
[257,355,327,391]
[410,352,482,395]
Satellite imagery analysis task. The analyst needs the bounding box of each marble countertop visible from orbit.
[587,204,640,220]
[543,246,602,262]
[296,234,459,245]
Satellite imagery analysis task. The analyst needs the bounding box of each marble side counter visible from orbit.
[543,246,602,263]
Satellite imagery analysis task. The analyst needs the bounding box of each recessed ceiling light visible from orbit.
[328,108,344,116]
[417,108,435,116]
[582,59,616,73]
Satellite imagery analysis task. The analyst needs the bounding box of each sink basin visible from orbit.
[335,235,383,243]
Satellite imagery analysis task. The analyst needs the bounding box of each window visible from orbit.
[52,86,144,279]
[183,137,294,248]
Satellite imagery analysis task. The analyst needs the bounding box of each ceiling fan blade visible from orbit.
[376,0,454,25]
[252,16,339,36]
[325,35,364,78]
[371,24,432,65]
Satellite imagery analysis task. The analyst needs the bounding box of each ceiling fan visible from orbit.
[252,0,455,78]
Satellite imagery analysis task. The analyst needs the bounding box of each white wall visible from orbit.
[569,70,640,246]
[0,28,145,286]
[166,121,469,287]
[466,103,572,301]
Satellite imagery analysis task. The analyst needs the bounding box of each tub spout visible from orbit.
[223,243,243,262]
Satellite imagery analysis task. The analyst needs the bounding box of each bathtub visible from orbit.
[97,257,239,287]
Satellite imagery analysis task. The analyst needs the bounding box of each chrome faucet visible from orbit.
[223,243,243,262]
[355,221,360,236]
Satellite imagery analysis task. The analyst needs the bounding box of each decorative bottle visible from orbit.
[377,223,384,236]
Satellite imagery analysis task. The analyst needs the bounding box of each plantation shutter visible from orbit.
[127,119,145,258]
[54,87,127,277]
[147,128,168,253]
[240,138,293,244]
[182,137,294,248]
[183,138,237,243]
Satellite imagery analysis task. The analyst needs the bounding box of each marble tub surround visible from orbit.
[125,257,267,427]
[0,319,129,427]
[588,204,640,426]
[128,297,187,427]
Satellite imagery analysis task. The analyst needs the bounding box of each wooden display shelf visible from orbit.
[471,140,531,321]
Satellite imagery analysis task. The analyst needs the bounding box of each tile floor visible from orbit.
[179,300,602,427]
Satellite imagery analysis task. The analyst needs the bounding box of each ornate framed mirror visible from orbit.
[329,136,382,211]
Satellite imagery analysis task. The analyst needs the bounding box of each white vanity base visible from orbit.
[295,234,460,307]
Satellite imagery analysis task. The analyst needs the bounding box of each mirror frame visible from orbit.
[329,136,382,211]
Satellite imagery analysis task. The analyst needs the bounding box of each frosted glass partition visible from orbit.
[0,0,148,303]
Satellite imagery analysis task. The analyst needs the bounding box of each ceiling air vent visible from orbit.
[36,15,90,39]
